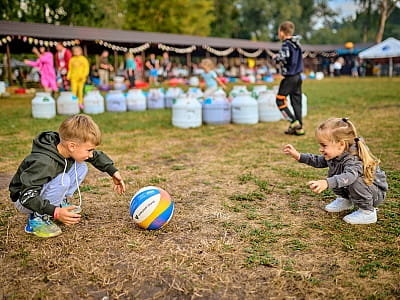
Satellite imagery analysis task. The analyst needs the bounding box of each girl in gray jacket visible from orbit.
[284,117,388,224]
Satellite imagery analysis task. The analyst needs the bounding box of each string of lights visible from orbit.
[158,43,196,54]
[1,35,342,58]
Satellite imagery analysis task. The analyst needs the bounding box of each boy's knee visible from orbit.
[276,94,287,109]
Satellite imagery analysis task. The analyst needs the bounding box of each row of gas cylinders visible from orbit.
[32,87,195,118]
[172,90,307,128]
[31,86,307,128]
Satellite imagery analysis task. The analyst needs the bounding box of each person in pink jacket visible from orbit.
[24,47,58,92]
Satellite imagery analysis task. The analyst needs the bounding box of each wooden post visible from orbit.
[83,44,88,57]
[114,50,118,76]
[6,43,13,86]
[187,52,192,77]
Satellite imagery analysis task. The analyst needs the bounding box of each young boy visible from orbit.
[9,114,126,238]
[273,21,305,136]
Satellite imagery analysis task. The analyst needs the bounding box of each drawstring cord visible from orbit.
[74,161,82,208]
[61,158,67,186]
[62,159,82,208]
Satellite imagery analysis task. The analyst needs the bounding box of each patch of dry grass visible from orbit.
[1,77,400,299]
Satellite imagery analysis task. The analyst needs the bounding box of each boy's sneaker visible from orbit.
[295,128,305,136]
[343,208,377,224]
[325,197,354,212]
[285,120,302,135]
[25,213,62,238]
[60,198,82,214]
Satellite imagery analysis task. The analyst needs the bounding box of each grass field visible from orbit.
[0,77,399,299]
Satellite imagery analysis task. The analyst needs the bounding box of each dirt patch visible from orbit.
[0,173,12,190]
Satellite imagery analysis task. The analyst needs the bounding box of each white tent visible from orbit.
[359,37,400,77]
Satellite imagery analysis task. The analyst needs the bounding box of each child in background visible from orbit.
[67,46,89,109]
[199,58,226,98]
[283,118,388,224]
[145,53,160,86]
[9,114,126,237]
[273,21,304,135]
[125,52,136,88]
[24,46,58,93]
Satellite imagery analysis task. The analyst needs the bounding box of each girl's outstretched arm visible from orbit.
[283,144,300,161]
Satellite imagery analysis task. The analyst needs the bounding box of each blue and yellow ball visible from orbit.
[130,186,174,230]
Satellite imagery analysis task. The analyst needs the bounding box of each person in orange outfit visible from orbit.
[67,46,89,109]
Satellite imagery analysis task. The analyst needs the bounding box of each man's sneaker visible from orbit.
[325,197,354,212]
[295,128,305,136]
[343,208,377,224]
[25,214,62,238]
[60,198,81,214]
[285,120,302,135]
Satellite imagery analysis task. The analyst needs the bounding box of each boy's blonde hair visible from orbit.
[279,21,295,36]
[59,114,102,146]
[200,58,214,69]
[316,118,379,186]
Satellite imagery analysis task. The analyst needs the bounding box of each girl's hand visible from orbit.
[283,144,300,160]
[112,171,126,194]
[56,207,81,225]
[307,180,328,193]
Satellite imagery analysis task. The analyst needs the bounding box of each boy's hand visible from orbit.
[307,180,328,194]
[57,207,81,225]
[112,171,126,194]
[283,144,300,161]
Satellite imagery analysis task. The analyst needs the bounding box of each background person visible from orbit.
[199,58,226,98]
[24,46,58,92]
[67,46,89,109]
[55,42,72,91]
[98,50,113,86]
[145,53,159,85]
[125,52,136,88]
[273,21,304,136]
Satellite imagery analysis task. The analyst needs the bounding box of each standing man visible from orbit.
[98,50,113,87]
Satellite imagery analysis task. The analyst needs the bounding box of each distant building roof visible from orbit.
[0,20,373,54]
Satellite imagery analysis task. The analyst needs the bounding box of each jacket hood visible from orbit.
[32,131,66,165]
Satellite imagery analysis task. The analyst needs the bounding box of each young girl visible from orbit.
[283,117,388,224]
[199,58,226,98]
[24,47,58,92]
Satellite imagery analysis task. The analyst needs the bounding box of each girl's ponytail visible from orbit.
[348,121,380,186]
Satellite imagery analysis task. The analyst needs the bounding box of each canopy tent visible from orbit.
[359,37,400,77]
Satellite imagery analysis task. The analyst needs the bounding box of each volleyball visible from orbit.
[130,186,174,230]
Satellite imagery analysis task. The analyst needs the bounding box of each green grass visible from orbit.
[0,77,400,299]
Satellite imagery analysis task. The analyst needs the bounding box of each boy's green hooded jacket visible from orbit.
[9,131,118,216]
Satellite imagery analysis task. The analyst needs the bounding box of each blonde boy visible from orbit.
[9,114,125,237]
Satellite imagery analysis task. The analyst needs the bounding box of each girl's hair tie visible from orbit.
[342,117,349,123]
[354,137,360,143]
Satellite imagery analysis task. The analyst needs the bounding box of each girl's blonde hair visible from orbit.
[59,114,102,146]
[316,117,379,186]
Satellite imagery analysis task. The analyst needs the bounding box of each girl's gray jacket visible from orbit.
[298,151,388,192]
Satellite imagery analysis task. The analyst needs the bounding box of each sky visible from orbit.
[328,0,359,19]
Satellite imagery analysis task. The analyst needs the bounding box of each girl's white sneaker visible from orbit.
[343,209,377,224]
[325,198,353,212]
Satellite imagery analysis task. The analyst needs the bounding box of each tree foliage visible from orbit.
[122,0,214,36]
[0,0,398,44]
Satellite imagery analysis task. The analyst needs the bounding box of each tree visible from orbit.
[210,0,240,38]
[356,0,399,42]
[123,0,215,36]
[376,0,399,42]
